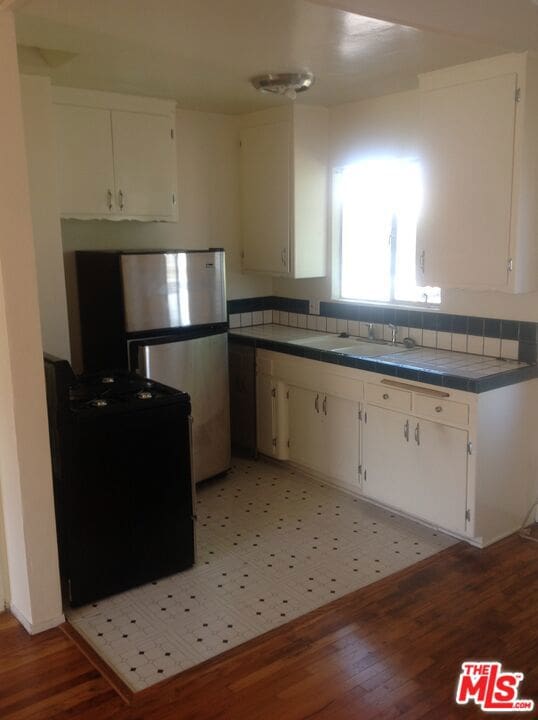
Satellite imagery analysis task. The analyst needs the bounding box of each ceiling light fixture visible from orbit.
[250,72,314,100]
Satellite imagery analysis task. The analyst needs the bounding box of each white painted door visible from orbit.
[288,385,325,474]
[240,122,290,274]
[418,72,518,289]
[111,111,176,218]
[256,373,277,456]
[363,405,416,511]
[322,394,360,489]
[54,104,115,217]
[414,419,469,534]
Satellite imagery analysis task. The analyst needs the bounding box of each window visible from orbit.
[335,158,440,305]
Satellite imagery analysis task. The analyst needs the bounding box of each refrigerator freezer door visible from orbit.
[138,331,231,483]
[121,251,226,332]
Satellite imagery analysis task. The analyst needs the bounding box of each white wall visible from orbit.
[61,108,272,370]
[0,486,7,609]
[0,10,63,633]
[275,90,538,322]
[20,74,71,360]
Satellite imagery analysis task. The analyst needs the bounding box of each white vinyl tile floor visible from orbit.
[67,457,456,691]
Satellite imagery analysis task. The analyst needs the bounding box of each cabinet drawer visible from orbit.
[366,383,411,411]
[414,395,469,425]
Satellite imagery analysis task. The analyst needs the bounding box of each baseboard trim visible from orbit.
[10,602,65,635]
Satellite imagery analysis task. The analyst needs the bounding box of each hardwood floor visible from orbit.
[0,534,536,719]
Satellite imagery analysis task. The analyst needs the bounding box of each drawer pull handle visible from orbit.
[314,394,319,414]
[404,419,409,442]
[435,405,443,413]
[414,423,420,446]
[380,379,450,398]
[382,393,389,400]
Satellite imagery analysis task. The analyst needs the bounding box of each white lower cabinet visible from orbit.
[323,393,360,489]
[256,373,289,459]
[254,348,536,546]
[414,417,468,534]
[288,386,326,474]
[256,373,278,457]
[361,405,415,513]
[288,386,360,488]
[363,405,468,534]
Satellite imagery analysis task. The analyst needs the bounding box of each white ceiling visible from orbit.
[14,0,529,114]
[314,0,538,53]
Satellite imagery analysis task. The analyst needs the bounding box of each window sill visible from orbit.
[334,297,442,312]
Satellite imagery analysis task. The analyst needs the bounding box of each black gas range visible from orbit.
[44,357,195,607]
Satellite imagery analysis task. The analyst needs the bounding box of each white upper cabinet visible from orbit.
[417,53,538,293]
[52,87,178,222]
[240,121,290,274]
[54,105,116,217]
[111,111,176,219]
[240,105,329,278]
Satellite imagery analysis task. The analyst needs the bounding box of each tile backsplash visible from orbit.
[227,297,537,363]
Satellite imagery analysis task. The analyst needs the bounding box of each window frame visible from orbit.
[331,164,441,310]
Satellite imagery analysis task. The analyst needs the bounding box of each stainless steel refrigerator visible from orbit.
[76,249,231,483]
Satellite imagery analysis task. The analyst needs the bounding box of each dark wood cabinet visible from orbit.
[228,339,256,457]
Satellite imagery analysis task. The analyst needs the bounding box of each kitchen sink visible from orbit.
[287,333,410,357]
[287,335,360,350]
[330,341,409,358]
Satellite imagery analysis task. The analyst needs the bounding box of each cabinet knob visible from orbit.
[382,393,389,400]
[435,405,443,413]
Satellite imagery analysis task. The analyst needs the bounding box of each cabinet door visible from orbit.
[414,419,468,534]
[54,104,115,217]
[363,405,416,511]
[112,111,176,219]
[322,394,360,488]
[418,73,517,288]
[240,122,290,274]
[288,385,325,474]
[256,373,277,456]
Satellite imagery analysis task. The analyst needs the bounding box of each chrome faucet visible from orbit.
[367,323,375,341]
[388,323,398,345]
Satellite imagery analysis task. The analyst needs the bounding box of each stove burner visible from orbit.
[91,399,108,408]
[68,372,184,412]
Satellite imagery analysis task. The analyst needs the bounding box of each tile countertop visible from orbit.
[229,324,538,393]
